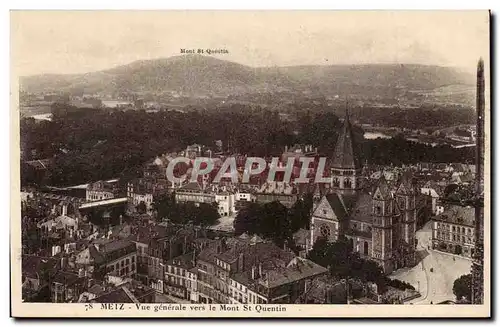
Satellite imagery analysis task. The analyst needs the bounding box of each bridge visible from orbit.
[26,191,129,221]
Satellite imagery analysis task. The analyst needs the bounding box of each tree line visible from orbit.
[20,103,475,187]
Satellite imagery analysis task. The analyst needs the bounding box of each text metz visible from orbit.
[101,303,125,310]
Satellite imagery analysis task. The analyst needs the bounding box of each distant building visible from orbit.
[175,182,215,205]
[420,184,441,215]
[192,236,327,304]
[431,205,475,258]
[75,239,137,279]
[255,181,297,208]
[86,180,120,202]
[164,252,198,302]
[215,191,236,217]
[51,270,86,303]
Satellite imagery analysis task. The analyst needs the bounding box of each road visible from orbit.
[390,221,472,304]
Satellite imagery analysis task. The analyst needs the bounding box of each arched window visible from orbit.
[344,179,352,189]
[364,241,369,255]
[375,205,382,215]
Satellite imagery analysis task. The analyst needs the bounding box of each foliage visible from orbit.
[387,278,416,291]
[289,194,313,231]
[233,201,292,247]
[136,201,147,214]
[152,193,220,226]
[453,274,472,303]
[307,237,388,294]
[20,104,475,187]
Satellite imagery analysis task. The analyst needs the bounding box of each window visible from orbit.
[375,206,381,215]
[452,226,456,232]
[323,210,327,215]
[344,179,352,189]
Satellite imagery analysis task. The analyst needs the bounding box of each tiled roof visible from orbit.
[179,181,204,192]
[22,255,59,279]
[92,287,135,303]
[348,192,374,224]
[166,252,196,270]
[88,284,106,296]
[331,112,361,170]
[259,257,328,289]
[324,193,348,221]
[433,205,475,227]
[97,239,135,254]
[52,270,82,285]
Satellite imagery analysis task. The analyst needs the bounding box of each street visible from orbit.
[389,221,472,304]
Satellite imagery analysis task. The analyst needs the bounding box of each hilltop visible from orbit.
[19,55,474,98]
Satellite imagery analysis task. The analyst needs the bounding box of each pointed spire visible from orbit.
[478,57,484,70]
[375,174,391,200]
[345,97,349,122]
[331,98,361,170]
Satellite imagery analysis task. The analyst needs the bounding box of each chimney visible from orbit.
[238,252,244,272]
[192,249,197,266]
[258,262,262,277]
[251,266,256,280]
[69,255,75,268]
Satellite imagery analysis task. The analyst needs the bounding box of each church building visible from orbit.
[309,109,417,274]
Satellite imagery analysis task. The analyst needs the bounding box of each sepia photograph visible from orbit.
[9,10,490,318]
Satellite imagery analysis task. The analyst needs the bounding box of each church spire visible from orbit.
[345,98,349,122]
[331,100,361,170]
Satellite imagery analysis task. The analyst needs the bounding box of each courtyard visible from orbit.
[389,221,472,304]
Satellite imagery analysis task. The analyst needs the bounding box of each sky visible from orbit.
[11,10,490,76]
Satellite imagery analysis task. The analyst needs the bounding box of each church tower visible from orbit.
[371,176,394,273]
[395,173,417,267]
[330,106,362,196]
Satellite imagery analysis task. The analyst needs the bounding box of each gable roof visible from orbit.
[373,176,392,200]
[312,193,348,222]
[325,193,348,220]
[396,171,416,195]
